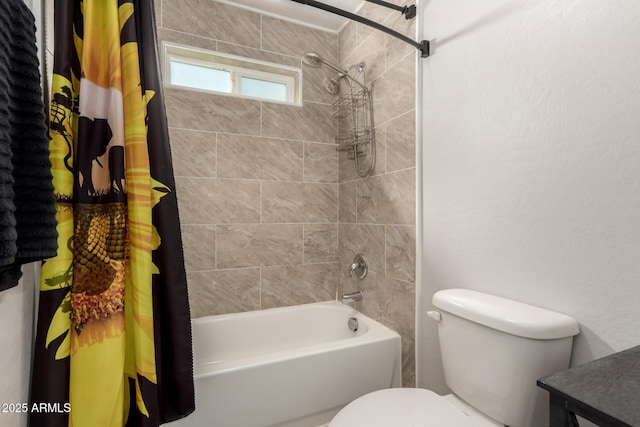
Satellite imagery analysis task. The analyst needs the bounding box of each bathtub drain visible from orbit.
[348,317,359,332]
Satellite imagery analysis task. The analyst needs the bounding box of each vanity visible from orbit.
[537,345,640,427]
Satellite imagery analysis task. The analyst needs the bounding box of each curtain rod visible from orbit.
[289,0,430,58]
[364,0,416,20]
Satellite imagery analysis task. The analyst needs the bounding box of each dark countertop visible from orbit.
[538,345,640,427]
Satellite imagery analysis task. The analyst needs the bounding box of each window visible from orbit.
[164,43,301,104]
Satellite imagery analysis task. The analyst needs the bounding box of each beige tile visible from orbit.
[216,42,300,67]
[181,224,216,272]
[371,54,415,125]
[169,128,216,178]
[384,12,416,67]
[304,143,338,183]
[370,123,387,176]
[262,101,335,143]
[338,150,359,183]
[165,87,261,135]
[210,269,261,315]
[402,337,416,387]
[339,181,357,223]
[261,263,338,309]
[175,177,260,224]
[304,224,338,263]
[262,182,338,224]
[358,273,415,340]
[187,269,260,317]
[186,271,210,318]
[156,28,218,66]
[163,0,260,48]
[262,16,337,62]
[362,272,415,387]
[153,0,161,27]
[338,223,385,275]
[357,168,415,225]
[339,269,415,384]
[303,65,340,105]
[338,20,356,65]
[217,224,303,269]
[300,102,337,144]
[217,134,303,181]
[385,110,415,172]
[385,225,416,283]
[342,31,386,85]
[356,2,394,47]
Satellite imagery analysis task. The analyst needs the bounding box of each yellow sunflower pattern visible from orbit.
[39,1,172,425]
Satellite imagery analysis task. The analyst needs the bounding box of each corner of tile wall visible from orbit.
[337,8,418,387]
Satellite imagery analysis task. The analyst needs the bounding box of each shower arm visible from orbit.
[322,60,369,91]
[288,0,430,58]
[364,0,416,20]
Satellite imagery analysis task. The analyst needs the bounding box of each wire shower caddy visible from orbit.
[333,65,375,177]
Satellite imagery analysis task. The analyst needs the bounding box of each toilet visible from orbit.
[329,289,580,427]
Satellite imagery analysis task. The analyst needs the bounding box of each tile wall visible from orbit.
[337,2,417,387]
[155,0,340,316]
[156,0,417,387]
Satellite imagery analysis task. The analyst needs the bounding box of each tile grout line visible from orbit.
[259,266,262,310]
[384,225,387,278]
[302,223,306,265]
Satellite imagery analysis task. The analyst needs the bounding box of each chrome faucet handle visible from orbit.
[348,262,360,277]
[348,253,368,279]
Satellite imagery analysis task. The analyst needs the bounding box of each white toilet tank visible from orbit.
[432,289,580,427]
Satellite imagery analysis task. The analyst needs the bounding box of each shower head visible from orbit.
[302,52,368,91]
[323,77,341,95]
[302,52,346,76]
[302,52,323,68]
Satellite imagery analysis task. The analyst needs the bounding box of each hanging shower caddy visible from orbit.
[301,53,377,176]
[333,63,376,177]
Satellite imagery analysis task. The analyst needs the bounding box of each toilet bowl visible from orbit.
[329,388,502,427]
[328,289,580,427]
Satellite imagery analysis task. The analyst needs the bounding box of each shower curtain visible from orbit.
[29,1,194,426]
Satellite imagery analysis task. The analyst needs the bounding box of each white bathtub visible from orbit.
[167,301,402,427]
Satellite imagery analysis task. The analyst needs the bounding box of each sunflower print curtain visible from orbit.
[29,1,194,426]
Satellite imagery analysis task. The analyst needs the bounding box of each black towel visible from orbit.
[0,0,57,291]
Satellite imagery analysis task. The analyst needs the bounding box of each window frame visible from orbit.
[163,42,301,105]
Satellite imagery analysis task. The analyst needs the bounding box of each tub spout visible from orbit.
[341,291,363,304]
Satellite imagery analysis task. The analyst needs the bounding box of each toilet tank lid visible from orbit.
[432,289,580,340]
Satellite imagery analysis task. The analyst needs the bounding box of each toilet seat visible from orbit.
[329,388,502,427]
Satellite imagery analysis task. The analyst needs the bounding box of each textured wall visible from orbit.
[420,0,640,394]
[0,266,36,427]
[337,2,417,387]
[155,0,340,316]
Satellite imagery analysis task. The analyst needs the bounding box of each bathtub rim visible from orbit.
[191,300,402,377]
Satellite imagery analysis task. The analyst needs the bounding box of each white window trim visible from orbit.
[163,42,302,105]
